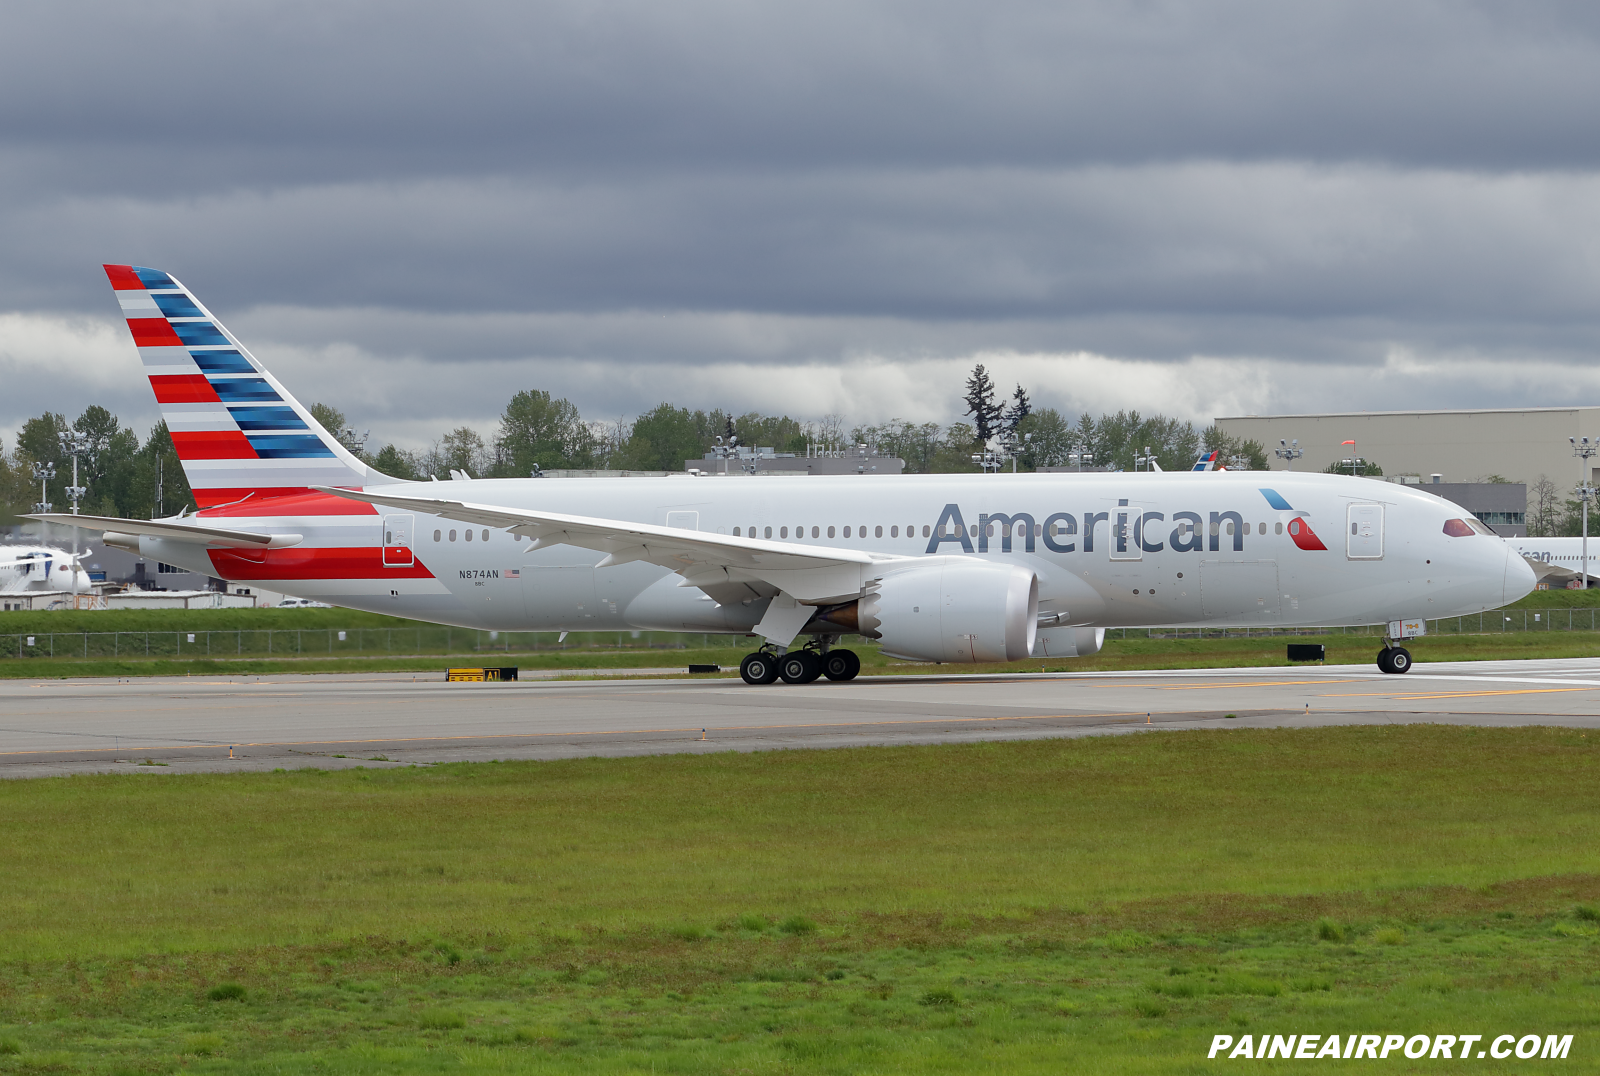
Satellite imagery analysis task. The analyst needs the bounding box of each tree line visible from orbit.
[2,373,1269,523]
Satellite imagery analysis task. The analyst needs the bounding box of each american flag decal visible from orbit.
[505,568,520,578]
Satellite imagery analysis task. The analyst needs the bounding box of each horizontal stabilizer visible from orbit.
[24,513,303,549]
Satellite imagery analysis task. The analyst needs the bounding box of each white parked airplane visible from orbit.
[1510,536,1598,584]
[0,545,93,595]
[28,265,1537,681]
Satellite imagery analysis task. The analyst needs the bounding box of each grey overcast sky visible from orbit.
[4,0,1600,449]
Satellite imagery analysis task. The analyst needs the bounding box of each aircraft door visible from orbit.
[665,510,699,531]
[1347,504,1384,560]
[382,514,415,567]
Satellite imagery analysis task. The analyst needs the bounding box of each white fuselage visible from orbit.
[139,470,1534,635]
[1511,536,1599,576]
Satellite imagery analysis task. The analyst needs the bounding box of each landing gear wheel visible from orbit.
[821,648,861,681]
[1377,647,1412,674]
[779,650,822,684]
[740,652,780,685]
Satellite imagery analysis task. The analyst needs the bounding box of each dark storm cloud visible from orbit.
[7,0,1600,182]
[5,0,1600,444]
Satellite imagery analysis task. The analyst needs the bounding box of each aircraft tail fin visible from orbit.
[103,264,386,509]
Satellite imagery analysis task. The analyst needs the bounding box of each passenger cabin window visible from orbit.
[465,529,473,541]
[449,529,457,541]
[765,526,772,538]
[922,525,931,537]
[890,526,898,537]
[812,526,820,538]
[433,529,441,542]
[843,526,850,537]
[875,525,883,538]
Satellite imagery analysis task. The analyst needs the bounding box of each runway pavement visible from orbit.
[4,657,1600,778]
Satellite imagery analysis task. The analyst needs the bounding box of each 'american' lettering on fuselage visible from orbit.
[925,503,1266,555]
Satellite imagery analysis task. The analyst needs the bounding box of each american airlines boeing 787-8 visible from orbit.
[28,266,1536,683]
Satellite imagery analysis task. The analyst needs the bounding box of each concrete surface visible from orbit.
[4,659,1600,778]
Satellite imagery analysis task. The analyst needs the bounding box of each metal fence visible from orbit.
[3,609,1595,659]
[1146,608,1600,639]
[0,629,749,661]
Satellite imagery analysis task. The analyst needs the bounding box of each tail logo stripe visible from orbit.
[126,317,182,347]
[151,293,206,318]
[169,430,260,460]
[172,322,231,347]
[191,349,256,374]
[209,377,282,402]
[229,406,309,431]
[148,374,221,404]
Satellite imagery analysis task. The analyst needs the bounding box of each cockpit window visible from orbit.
[1442,518,1475,537]
[1467,518,1496,536]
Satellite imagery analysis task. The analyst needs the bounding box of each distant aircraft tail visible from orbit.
[103,264,385,509]
[1192,450,1219,471]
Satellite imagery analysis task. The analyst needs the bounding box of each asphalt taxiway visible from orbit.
[3,657,1600,777]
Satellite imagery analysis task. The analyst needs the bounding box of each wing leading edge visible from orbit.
[311,486,910,609]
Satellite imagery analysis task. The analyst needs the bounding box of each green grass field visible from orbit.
[1,726,1596,1072]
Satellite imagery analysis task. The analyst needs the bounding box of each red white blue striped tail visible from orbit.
[104,264,377,509]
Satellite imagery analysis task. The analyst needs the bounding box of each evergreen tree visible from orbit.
[1004,384,1031,433]
[962,363,1003,443]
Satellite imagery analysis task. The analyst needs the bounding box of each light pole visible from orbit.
[30,461,55,514]
[58,431,92,599]
[1134,445,1157,471]
[1067,444,1093,473]
[1275,438,1303,470]
[341,427,370,456]
[1572,436,1597,588]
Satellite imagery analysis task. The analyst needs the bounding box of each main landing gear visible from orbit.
[739,645,860,685]
[1376,645,1412,674]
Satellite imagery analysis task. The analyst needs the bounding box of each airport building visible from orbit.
[1215,406,1600,487]
[1213,406,1600,538]
[686,444,905,475]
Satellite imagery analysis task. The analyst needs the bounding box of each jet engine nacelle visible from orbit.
[859,557,1038,663]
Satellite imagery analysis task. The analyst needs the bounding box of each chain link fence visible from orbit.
[0,629,750,661]
[1145,608,1600,639]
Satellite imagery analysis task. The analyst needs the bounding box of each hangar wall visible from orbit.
[1215,406,1600,488]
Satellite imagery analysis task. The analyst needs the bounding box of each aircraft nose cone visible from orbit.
[1504,544,1537,605]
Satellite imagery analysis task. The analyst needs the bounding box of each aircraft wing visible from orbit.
[312,486,904,606]
[22,513,304,549]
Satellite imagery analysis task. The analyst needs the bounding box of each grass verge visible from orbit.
[0,726,1597,1071]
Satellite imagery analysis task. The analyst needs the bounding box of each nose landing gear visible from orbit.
[1376,646,1412,674]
